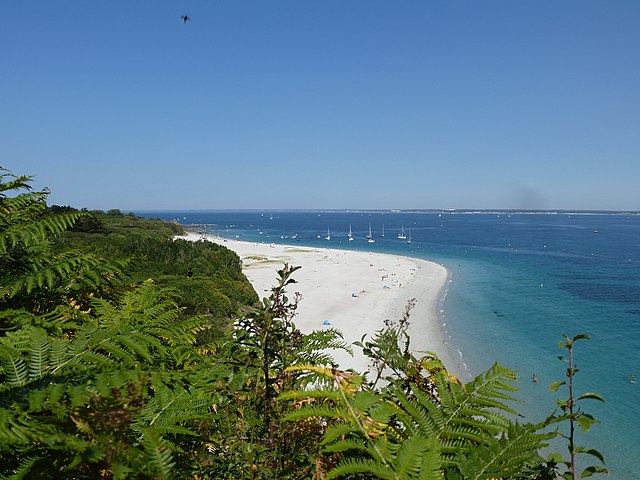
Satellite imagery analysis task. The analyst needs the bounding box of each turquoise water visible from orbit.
[139,210,640,478]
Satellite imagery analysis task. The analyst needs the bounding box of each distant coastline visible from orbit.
[136,208,640,216]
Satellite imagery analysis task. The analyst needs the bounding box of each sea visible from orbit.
[138,210,640,478]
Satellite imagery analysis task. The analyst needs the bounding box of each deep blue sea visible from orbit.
[138,210,640,478]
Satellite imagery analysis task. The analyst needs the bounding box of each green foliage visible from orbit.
[199,264,351,478]
[0,168,610,479]
[54,216,257,317]
[167,276,234,318]
[0,284,216,479]
[282,309,562,480]
[0,169,127,330]
[283,360,554,479]
[544,334,608,479]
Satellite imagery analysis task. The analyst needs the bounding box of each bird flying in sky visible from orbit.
[181,15,190,24]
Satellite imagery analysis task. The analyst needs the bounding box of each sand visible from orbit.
[177,232,453,376]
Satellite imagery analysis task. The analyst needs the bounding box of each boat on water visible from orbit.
[368,224,375,243]
[348,225,353,241]
[381,224,384,237]
[398,225,407,240]
[406,229,411,244]
[325,228,331,241]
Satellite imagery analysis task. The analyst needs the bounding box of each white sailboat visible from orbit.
[325,227,331,241]
[368,224,375,243]
[381,224,384,237]
[366,223,372,239]
[348,225,354,241]
[406,229,412,244]
[398,225,407,240]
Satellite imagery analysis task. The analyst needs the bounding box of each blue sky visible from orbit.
[4,1,639,211]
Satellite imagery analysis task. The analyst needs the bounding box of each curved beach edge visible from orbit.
[177,232,457,378]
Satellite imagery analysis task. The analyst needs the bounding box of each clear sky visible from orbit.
[3,1,639,211]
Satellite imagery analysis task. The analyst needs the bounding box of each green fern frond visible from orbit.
[68,383,92,408]
[463,363,520,407]
[389,385,438,438]
[139,428,176,478]
[0,169,34,193]
[0,345,29,386]
[32,383,78,416]
[0,408,33,443]
[395,435,439,478]
[350,390,382,413]
[436,364,519,435]
[323,437,371,454]
[416,437,443,480]
[119,331,156,362]
[2,456,39,480]
[324,457,397,480]
[1,212,85,256]
[135,380,209,436]
[27,328,51,380]
[298,328,353,366]
[321,423,358,445]
[456,421,552,480]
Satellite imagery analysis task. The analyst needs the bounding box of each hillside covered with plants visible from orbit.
[0,168,606,479]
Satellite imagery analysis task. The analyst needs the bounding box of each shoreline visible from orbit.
[177,232,458,378]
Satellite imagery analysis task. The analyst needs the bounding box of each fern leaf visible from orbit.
[417,436,443,480]
[140,428,176,478]
[0,345,29,386]
[321,423,357,445]
[28,328,51,380]
[391,385,438,438]
[323,437,371,454]
[117,332,153,363]
[325,457,397,480]
[3,456,39,480]
[396,438,425,475]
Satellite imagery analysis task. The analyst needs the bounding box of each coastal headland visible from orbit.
[178,232,454,377]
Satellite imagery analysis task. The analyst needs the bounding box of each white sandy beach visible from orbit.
[177,233,453,376]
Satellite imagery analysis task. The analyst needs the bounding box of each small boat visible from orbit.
[381,224,384,237]
[325,228,331,241]
[366,223,372,239]
[398,225,407,240]
[348,225,354,241]
[406,229,412,244]
[368,224,375,243]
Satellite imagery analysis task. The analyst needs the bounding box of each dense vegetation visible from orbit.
[0,168,607,479]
